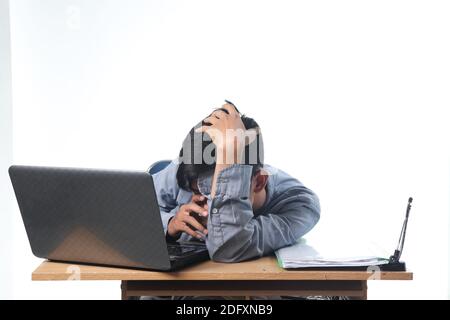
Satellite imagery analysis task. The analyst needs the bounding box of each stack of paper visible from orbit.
[275,239,389,269]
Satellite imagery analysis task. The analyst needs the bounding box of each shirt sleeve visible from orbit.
[205,164,320,262]
[151,161,180,235]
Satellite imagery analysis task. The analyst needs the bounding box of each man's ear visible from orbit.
[253,170,268,193]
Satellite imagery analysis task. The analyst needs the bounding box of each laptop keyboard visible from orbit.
[167,244,198,257]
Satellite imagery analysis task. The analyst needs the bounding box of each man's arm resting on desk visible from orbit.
[205,165,320,263]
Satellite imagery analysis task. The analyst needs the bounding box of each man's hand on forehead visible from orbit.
[195,102,247,164]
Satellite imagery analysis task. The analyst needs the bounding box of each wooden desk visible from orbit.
[32,256,413,300]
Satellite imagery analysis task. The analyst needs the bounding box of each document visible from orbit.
[275,238,389,268]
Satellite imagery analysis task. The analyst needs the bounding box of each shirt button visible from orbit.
[212,208,218,214]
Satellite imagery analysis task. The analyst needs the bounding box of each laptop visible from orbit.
[9,165,210,271]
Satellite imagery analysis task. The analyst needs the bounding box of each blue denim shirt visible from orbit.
[152,159,320,262]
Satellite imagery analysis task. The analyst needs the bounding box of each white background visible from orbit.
[2,0,449,299]
[0,0,13,300]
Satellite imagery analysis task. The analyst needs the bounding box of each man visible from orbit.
[153,101,320,262]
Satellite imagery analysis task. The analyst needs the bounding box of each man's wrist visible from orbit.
[166,217,181,242]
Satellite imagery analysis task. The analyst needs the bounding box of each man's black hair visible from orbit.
[176,108,264,191]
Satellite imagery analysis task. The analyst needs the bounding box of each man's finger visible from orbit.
[184,216,208,235]
[181,223,203,239]
[222,103,239,116]
[185,202,208,217]
[210,109,227,119]
[191,194,205,203]
[195,215,208,228]
[203,116,218,125]
[190,194,208,211]
[191,194,208,210]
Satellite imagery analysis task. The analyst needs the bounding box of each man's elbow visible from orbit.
[209,250,241,263]
[312,204,321,225]
[309,193,321,226]
[298,205,320,238]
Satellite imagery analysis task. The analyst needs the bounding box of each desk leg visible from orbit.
[121,280,127,300]
[121,280,140,300]
[349,281,367,300]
